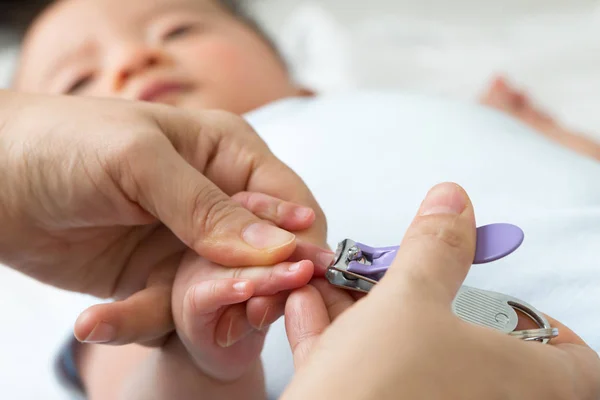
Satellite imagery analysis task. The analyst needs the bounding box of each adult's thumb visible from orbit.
[378,182,477,304]
[117,134,297,267]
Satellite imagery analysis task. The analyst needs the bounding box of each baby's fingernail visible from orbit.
[243,223,295,250]
[83,322,116,344]
[288,262,302,272]
[419,183,467,216]
[233,281,249,292]
[293,206,314,220]
[317,252,335,268]
[217,318,254,348]
[258,306,271,330]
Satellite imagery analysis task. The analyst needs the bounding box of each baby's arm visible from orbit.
[480,76,600,161]
[75,255,314,399]
[77,339,267,400]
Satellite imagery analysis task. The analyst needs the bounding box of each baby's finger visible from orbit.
[215,260,314,296]
[185,279,255,318]
[246,292,289,330]
[287,240,335,275]
[178,280,256,352]
[285,285,330,370]
[74,284,172,346]
[214,303,257,348]
[232,191,316,231]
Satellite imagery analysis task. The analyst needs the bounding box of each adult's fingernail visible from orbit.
[243,223,295,250]
[83,322,116,344]
[419,183,467,216]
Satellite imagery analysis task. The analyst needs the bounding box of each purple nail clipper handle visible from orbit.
[347,223,524,280]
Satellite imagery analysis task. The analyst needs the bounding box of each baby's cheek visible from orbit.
[184,39,253,79]
[185,39,289,94]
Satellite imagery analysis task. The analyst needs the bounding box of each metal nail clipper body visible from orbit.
[325,225,558,343]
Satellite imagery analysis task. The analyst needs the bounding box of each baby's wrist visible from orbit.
[75,339,267,400]
[176,342,267,390]
[135,339,267,400]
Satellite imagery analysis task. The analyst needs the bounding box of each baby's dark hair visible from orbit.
[0,0,273,44]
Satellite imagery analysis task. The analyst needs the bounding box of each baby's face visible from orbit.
[14,0,300,114]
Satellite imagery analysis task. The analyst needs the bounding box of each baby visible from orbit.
[2,0,600,399]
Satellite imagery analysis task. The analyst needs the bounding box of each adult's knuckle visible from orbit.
[104,130,161,174]
[434,224,465,251]
[418,216,468,249]
[191,185,239,242]
[413,216,471,259]
[211,110,254,132]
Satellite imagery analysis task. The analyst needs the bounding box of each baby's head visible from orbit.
[1,0,305,114]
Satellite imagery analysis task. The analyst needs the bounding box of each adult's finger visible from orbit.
[514,311,590,346]
[73,254,178,346]
[284,279,356,369]
[74,284,172,346]
[230,192,333,271]
[309,278,356,321]
[231,192,316,231]
[115,132,297,267]
[153,107,328,250]
[379,182,477,304]
[543,314,589,347]
[553,343,600,399]
[285,285,331,370]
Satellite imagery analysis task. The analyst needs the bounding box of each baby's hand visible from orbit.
[171,250,314,382]
[74,192,331,347]
[166,191,329,382]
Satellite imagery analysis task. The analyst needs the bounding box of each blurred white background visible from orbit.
[1,0,600,398]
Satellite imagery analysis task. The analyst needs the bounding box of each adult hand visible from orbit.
[284,183,600,399]
[0,90,329,343]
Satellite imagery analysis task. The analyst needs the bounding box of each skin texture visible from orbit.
[0,91,330,345]
[2,0,329,347]
[4,0,598,398]
[1,0,329,397]
[283,183,600,400]
[15,0,301,114]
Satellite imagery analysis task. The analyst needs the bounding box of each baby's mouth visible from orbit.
[137,81,192,104]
